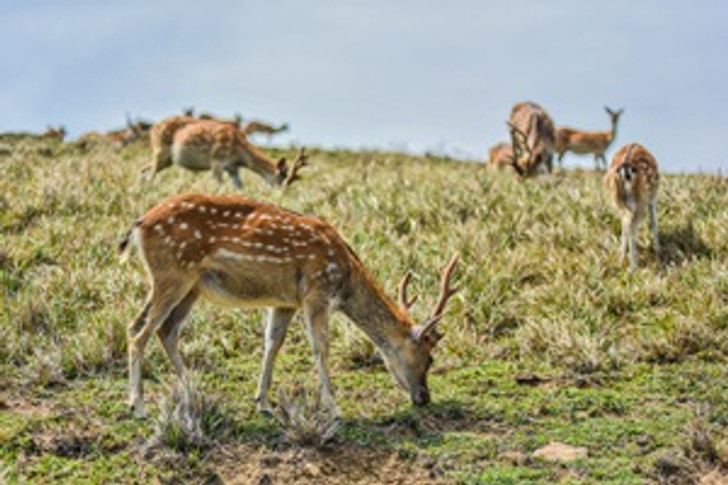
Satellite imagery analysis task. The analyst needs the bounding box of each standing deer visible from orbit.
[555,107,623,169]
[603,143,660,271]
[119,193,459,418]
[508,101,556,176]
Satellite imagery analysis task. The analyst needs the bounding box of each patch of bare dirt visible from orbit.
[212,444,448,485]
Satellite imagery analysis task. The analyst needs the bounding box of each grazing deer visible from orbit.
[119,193,459,418]
[167,120,306,188]
[555,107,623,169]
[508,101,556,176]
[43,125,66,141]
[603,143,660,271]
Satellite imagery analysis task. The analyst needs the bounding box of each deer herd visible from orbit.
[74,100,659,418]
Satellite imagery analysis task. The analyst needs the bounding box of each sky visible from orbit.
[2,0,727,174]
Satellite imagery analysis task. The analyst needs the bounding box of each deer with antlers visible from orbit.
[145,116,306,188]
[604,143,660,271]
[507,101,556,176]
[555,107,624,169]
[120,193,459,418]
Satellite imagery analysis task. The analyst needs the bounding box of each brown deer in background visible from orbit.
[145,118,306,188]
[43,125,66,141]
[555,107,623,169]
[507,101,556,176]
[119,193,459,418]
[603,143,660,271]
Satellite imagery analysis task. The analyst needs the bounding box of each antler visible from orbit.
[430,252,460,319]
[507,121,532,159]
[398,271,419,310]
[283,147,309,187]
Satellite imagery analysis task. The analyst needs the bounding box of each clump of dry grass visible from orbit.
[146,375,232,453]
[274,384,340,448]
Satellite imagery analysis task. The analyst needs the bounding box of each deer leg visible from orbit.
[628,217,639,271]
[619,216,629,262]
[224,165,244,189]
[649,201,661,257]
[156,286,200,381]
[303,302,339,416]
[128,283,194,418]
[255,307,296,415]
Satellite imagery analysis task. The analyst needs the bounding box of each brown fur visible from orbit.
[487,142,518,173]
[43,126,66,141]
[555,107,623,168]
[508,101,556,176]
[604,143,660,270]
[122,193,454,417]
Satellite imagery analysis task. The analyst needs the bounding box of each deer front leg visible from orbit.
[255,307,296,415]
[304,302,340,417]
[225,165,244,189]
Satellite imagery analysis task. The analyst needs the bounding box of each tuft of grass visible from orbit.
[146,375,232,453]
[274,384,340,448]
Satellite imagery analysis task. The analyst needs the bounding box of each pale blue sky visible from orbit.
[2,1,727,173]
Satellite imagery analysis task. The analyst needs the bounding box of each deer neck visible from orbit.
[609,118,619,144]
[239,141,279,185]
[340,261,413,356]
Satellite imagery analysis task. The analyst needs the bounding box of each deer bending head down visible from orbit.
[507,101,556,177]
[120,193,459,418]
[145,116,306,189]
[604,143,660,271]
[555,106,623,169]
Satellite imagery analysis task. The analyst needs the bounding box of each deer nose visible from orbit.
[412,387,430,407]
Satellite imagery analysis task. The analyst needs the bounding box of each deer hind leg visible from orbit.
[628,217,639,271]
[649,200,661,257]
[303,301,339,416]
[619,216,630,262]
[255,307,296,415]
[127,282,195,418]
[156,286,200,382]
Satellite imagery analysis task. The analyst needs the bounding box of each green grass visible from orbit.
[1,134,727,483]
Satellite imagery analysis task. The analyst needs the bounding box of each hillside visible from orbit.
[1,135,727,484]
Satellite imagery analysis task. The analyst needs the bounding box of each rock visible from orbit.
[532,442,588,462]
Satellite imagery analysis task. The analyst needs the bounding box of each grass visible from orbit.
[0,133,727,483]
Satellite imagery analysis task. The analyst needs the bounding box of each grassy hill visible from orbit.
[1,135,727,484]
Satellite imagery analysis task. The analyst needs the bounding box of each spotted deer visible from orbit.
[555,107,623,169]
[119,193,459,418]
[145,117,305,188]
[604,143,660,271]
[508,101,556,176]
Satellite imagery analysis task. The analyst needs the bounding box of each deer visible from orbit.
[507,101,556,176]
[242,120,289,138]
[487,141,518,173]
[603,143,660,271]
[147,119,306,188]
[43,125,66,141]
[555,107,624,169]
[119,193,460,418]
